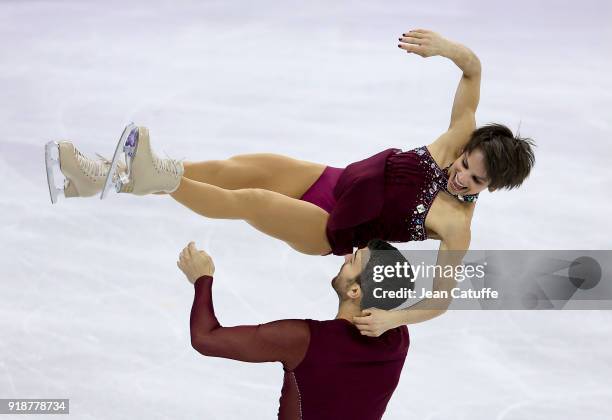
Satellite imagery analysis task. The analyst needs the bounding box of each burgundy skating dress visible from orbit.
[325,146,479,255]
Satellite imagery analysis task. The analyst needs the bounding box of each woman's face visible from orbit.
[446,148,491,195]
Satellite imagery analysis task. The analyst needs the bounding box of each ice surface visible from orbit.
[1,0,611,418]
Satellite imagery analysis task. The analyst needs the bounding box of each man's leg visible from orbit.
[170,178,332,255]
[182,153,326,199]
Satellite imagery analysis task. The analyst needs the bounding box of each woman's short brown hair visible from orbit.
[464,123,536,192]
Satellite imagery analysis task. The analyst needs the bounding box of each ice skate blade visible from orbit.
[45,141,65,204]
[100,122,137,199]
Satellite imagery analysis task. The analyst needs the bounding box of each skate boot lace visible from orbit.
[73,148,110,178]
[93,152,127,180]
[156,150,185,176]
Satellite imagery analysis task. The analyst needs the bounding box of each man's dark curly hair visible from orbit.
[352,240,414,310]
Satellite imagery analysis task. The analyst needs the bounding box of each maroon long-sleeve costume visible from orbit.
[190,275,410,420]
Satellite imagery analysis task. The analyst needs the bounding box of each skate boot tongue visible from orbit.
[75,149,109,178]
[158,151,185,177]
[148,152,185,193]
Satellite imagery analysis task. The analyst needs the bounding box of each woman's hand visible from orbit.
[353,308,400,337]
[177,241,215,284]
[398,29,453,58]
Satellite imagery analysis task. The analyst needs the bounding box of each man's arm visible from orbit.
[190,275,309,371]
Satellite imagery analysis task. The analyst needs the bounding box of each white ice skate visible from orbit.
[100,124,184,197]
[44,141,127,204]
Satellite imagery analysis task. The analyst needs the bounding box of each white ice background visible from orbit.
[1,0,611,419]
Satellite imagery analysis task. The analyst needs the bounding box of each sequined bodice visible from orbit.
[380,146,479,242]
[419,146,479,203]
[325,146,479,255]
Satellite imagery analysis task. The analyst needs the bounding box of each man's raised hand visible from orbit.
[177,241,215,284]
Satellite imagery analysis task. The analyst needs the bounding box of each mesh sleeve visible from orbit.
[190,275,309,371]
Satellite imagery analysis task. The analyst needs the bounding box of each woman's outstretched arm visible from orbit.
[445,41,481,131]
[353,224,471,336]
[399,28,481,152]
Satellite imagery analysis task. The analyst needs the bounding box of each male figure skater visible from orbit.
[178,239,413,420]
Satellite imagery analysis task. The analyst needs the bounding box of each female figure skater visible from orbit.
[45,29,535,334]
[47,28,534,254]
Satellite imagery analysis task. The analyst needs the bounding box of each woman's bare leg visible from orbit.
[169,177,332,255]
[182,153,326,198]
